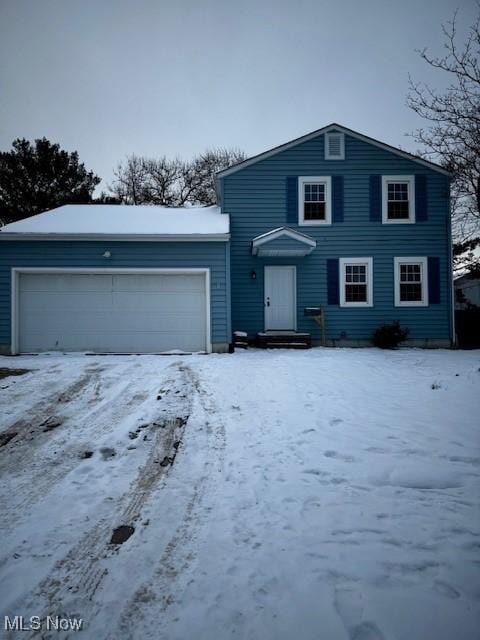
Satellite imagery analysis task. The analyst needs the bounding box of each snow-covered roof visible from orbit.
[0,204,229,240]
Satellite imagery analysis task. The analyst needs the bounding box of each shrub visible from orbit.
[372,321,409,349]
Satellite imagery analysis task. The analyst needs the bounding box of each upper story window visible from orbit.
[325,132,345,160]
[394,257,428,306]
[382,175,415,224]
[298,176,332,226]
[339,257,373,307]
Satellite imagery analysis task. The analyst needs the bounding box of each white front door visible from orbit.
[264,266,296,331]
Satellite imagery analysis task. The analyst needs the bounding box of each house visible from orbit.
[217,123,453,348]
[0,124,454,354]
[454,273,480,309]
[454,272,480,349]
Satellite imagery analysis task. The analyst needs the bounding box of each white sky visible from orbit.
[0,0,477,192]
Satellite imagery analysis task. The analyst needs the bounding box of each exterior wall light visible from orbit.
[250,270,257,280]
[102,251,112,259]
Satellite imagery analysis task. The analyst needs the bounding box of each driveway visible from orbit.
[0,349,479,639]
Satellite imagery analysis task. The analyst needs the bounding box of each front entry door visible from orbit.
[264,266,296,331]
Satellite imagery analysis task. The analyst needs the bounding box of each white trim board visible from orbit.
[10,267,212,355]
[216,123,451,179]
[0,233,229,242]
[252,227,316,246]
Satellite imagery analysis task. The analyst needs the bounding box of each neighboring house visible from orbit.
[454,273,480,309]
[0,123,454,354]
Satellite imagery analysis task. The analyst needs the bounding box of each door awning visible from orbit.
[251,227,316,257]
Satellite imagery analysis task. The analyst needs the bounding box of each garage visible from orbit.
[0,204,230,355]
[13,269,209,354]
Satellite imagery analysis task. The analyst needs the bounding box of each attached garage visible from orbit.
[13,270,209,354]
[0,205,230,354]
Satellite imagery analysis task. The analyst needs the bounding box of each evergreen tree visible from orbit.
[0,137,101,224]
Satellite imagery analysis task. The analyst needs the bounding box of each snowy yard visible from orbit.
[0,349,479,640]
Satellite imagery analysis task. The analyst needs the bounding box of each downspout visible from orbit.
[447,176,456,347]
[226,241,232,345]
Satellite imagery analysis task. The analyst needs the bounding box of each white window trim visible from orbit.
[339,257,373,308]
[298,176,332,226]
[382,175,415,224]
[394,257,428,307]
[325,132,345,160]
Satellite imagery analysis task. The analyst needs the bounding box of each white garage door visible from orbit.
[17,272,208,353]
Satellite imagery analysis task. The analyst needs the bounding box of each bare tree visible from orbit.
[189,148,246,205]
[407,9,480,273]
[142,157,182,206]
[111,155,148,205]
[110,147,246,207]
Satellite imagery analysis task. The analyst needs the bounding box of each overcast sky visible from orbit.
[0,0,477,192]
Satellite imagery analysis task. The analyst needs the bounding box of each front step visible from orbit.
[256,332,312,349]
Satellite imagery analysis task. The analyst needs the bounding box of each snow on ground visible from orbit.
[0,348,479,639]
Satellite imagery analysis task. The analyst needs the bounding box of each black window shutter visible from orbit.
[415,175,428,221]
[327,259,340,305]
[369,175,381,221]
[428,257,440,304]
[286,176,298,224]
[332,176,344,223]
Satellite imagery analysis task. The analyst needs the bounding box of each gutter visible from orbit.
[0,232,230,242]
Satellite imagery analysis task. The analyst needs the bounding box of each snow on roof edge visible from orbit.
[0,204,229,236]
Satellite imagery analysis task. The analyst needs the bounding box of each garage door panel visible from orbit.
[18,272,208,353]
[111,311,206,332]
[112,274,205,293]
[21,330,206,353]
[20,310,114,334]
[20,273,113,293]
[19,291,114,312]
[21,308,206,334]
[111,291,206,313]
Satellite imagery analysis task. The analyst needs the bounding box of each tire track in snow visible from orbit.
[0,361,148,533]
[109,364,226,640]
[0,364,104,457]
[7,362,200,639]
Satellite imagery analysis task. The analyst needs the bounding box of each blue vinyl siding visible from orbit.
[0,240,228,349]
[222,132,452,343]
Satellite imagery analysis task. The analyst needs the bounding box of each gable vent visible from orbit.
[325,132,345,160]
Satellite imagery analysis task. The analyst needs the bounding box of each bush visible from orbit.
[372,321,409,349]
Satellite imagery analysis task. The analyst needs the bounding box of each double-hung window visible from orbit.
[382,175,415,223]
[298,176,332,225]
[394,257,428,306]
[339,257,373,307]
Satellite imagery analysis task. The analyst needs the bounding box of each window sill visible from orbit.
[382,218,416,225]
[340,302,373,308]
[394,301,428,307]
[298,220,331,226]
